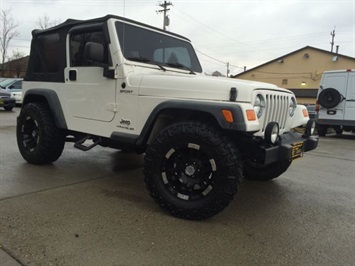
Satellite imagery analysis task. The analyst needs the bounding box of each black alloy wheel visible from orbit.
[17,103,65,164]
[144,121,242,220]
[161,143,217,201]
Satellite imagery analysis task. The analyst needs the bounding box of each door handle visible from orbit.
[69,70,77,81]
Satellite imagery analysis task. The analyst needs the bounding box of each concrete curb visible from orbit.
[0,248,22,266]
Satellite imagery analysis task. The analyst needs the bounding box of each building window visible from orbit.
[282,79,288,85]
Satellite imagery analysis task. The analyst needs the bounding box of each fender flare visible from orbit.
[135,100,246,149]
[22,89,67,129]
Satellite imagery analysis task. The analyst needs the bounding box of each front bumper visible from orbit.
[260,131,319,165]
[0,97,16,108]
[12,94,22,104]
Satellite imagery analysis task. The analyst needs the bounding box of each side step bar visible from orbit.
[74,135,102,151]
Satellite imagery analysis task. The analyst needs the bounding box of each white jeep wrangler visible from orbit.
[17,15,318,220]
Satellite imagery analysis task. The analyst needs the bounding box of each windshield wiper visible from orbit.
[127,56,166,72]
[166,62,196,75]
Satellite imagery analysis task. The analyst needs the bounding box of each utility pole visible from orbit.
[330,27,336,53]
[226,62,230,77]
[157,1,173,30]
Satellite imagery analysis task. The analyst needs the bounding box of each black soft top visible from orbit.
[25,14,190,83]
[31,14,190,41]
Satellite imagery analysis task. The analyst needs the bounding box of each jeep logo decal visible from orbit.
[120,118,131,126]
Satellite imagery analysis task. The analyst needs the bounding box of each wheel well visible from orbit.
[22,90,67,129]
[23,94,48,106]
[146,109,219,145]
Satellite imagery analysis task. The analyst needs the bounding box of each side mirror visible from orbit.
[103,68,116,79]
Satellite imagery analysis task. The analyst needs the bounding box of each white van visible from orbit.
[316,69,355,136]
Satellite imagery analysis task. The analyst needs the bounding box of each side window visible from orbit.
[70,31,111,67]
[11,81,22,90]
[34,33,60,73]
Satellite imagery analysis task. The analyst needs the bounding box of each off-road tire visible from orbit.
[144,122,242,220]
[4,106,13,111]
[335,127,343,135]
[17,102,65,164]
[243,160,292,181]
[317,125,327,137]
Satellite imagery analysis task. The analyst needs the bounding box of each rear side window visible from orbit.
[34,33,60,73]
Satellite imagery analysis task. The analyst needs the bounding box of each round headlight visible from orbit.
[289,97,297,116]
[254,94,265,118]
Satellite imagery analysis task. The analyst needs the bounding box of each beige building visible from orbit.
[233,46,355,104]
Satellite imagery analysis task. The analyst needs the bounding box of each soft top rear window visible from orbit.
[34,33,60,73]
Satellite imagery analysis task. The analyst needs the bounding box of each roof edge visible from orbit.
[31,14,190,42]
[233,46,355,77]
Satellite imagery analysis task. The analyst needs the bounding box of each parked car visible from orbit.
[0,78,23,104]
[306,104,316,119]
[0,88,16,111]
[17,14,318,220]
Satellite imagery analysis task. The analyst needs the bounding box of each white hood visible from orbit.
[136,72,291,102]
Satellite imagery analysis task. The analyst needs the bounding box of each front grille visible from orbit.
[261,93,290,132]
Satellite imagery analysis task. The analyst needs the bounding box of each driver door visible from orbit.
[64,26,116,122]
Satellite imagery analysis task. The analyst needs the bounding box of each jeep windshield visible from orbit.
[115,21,203,73]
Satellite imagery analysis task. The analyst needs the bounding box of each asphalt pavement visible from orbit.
[1,108,354,266]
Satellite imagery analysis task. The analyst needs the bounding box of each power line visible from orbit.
[172,7,257,52]
[195,48,244,76]
[195,49,227,65]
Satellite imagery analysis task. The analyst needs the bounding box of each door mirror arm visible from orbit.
[103,67,116,79]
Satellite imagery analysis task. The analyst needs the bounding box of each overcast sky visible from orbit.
[1,0,354,75]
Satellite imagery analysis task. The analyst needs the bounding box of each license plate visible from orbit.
[291,142,304,160]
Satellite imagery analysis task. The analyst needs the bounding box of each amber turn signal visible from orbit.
[221,110,234,123]
[246,110,256,121]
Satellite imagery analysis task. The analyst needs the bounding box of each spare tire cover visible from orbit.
[318,88,341,108]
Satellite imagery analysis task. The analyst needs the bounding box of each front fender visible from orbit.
[135,100,247,149]
[291,105,309,128]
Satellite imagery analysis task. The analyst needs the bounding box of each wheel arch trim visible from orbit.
[22,89,67,129]
[136,100,246,149]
